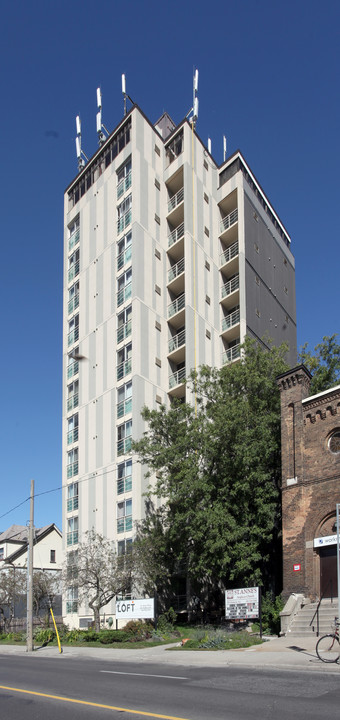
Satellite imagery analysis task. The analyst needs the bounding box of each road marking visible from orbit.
[0,685,191,720]
[100,671,188,680]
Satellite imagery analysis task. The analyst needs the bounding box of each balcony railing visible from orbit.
[168,257,185,283]
[221,275,239,299]
[168,222,184,248]
[167,187,184,213]
[66,601,78,613]
[117,358,132,381]
[222,308,240,332]
[168,293,185,318]
[67,461,78,479]
[117,170,132,199]
[169,366,186,389]
[117,475,132,494]
[68,294,79,315]
[67,427,79,445]
[68,326,79,347]
[68,229,80,252]
[117,209,132,234]
[117,515,133,533]
[117,436,132,456]
[117,397,132,419]
[220,240,238,266]
[220,208,238,234]
[117,244,132,271]
[117,282,132,307]
[67,393,79,411]
[117,319,132,344]
[222,344,241,365]
[67,361,79,379]
[67,531,78,546]
[168,329,185,353]
[67,496,79,512]
[68,261,80,283]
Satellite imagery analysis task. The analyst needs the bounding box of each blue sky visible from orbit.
[0,0,339,531]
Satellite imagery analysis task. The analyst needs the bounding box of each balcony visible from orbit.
[68,229,80,252]
[220,241,239,276]
[167,257,185,295]
[222,343,241,365]
[67,496,79,512]
[117,209,132,234]
[117,245,132,271]
[117,358,131,381]
[168,329,185,364]
[67,361,79,379]
[167,187,184,226]
[117,170,132,199]
[117,516,133,533]
[221,308,240,342]
[117,436,132,456]
[68,326,79,347]
[67,461,78,479]
[169,366,186,389]
[168,187,184,214]
[168,293,185,328]
[67,427,79,445]
[68,261,80,283]
[67,393,79,411]
[117,397,132,419]
[117,475,132,494]
[68,293,79,315]
[117,282,132,307]
[220,208,238,236]
[221,275,239,309]
[67,531,78,546]
[117,319,131,344]
[168,221,184,250]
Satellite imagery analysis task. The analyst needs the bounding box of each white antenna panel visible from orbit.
[76,115,81,135]
[193,97,199,119]
[194,68,199,91]
[96,111,102,133]
[75,137,81,158]
[208,138,211,154]
[97,87,102,108]
[223,135,227,153]
[122,74,126,94]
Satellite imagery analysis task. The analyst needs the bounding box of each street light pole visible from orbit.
[27,479,34,652]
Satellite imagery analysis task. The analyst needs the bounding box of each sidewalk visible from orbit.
[1,635,339,673]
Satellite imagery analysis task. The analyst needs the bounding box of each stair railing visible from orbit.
[309,580,333,636]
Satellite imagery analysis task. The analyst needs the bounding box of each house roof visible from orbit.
[0,523,62,563]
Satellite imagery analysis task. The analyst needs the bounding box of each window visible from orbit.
[68,217,80,251]
[67,482,79,511]
[67,380,79,411]
[117,498,132,533]
[68,314,79,347]
[117,194,132,234]
[165,129,183,166]
[117,268,132,307]
[50,550,56,563]
[0,548,4,560]
[117,231,132,271]
[117,157,132,199]
[67,414,78,444]
[68,249,80,283]
[117,459,132,494]
[328,431,340,454]
[117,342,132,381]
[66,585,78,613]
[68,281,79,314]
[117,381,132,418]
[67,448,78,478]
[67,516,78,546]
[67,351,79,380]
[117,305,132,344]
[67,550,78,581]
[117,420,132,456]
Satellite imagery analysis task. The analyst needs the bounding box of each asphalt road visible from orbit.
[1,653,340,720]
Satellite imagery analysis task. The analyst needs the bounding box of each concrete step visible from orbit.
[288,601,339,637]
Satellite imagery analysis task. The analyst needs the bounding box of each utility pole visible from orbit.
[27,479,34,652]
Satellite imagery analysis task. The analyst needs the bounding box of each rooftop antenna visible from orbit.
[186,67,199,129]
[122,74,127,116]
[223,135,227,162]
[75,115,88,173]
[96,87,109,146]
[208,137,212,154]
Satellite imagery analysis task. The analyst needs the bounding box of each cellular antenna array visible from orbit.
[186,68,199,129]
[121,74,134,116]
[96,87,109,147]
[75,115,88,173]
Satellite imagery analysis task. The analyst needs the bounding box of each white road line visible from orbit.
[100,670,188,680]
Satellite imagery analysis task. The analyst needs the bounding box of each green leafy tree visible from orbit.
[133,338,289,607]
[299,334,340,395]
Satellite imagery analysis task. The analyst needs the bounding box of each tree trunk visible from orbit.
[94,606,100,632]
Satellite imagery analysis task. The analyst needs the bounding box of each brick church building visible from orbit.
[277,366,340,601]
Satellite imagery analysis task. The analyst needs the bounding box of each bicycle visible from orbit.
[316,618,340,663]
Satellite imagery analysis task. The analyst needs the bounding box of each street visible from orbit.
[0,652,340,720]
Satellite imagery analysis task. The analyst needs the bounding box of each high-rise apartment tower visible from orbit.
[63,103,296,626]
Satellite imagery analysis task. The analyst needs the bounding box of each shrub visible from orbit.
[98,630,130,644]
[80,630,99,642]
[260,592,284,635]
[157,607,177,635]
[123,620,153,640]
[34,628,55,644]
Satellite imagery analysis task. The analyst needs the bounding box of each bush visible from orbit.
[65,628,83,643]
[157,607,177,635]
[34,628,55,644]
[123,620,153,640]
[260,592,283,635]
[80,630,99,642]
[98,630,130,644]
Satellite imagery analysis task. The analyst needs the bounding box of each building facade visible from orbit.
[63,104,297,626]
[277,366,340,601]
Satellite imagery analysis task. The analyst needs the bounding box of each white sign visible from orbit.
[314,534,337,548]
[225,587,259,620]
[115,598,155,619]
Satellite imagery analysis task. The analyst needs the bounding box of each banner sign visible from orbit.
[314,534,337,548]
[115,598,155,619]
[225,587,259,620]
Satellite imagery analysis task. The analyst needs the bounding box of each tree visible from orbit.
[0,566,25,630]
[133,338,289,608]
[63,530,134,631]
[33,570,60,626]
[299,334,340,395]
